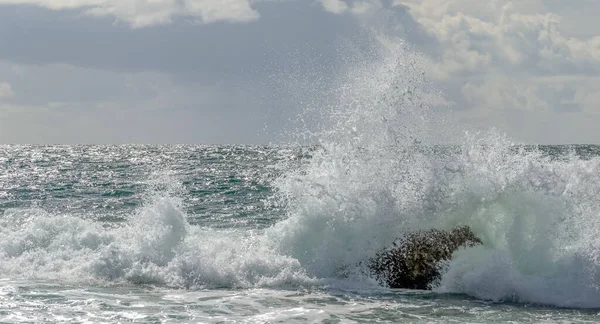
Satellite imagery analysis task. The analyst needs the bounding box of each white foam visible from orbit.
[266,33,600,308]
[0,195,313,289]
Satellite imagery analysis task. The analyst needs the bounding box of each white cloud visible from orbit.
[0,82,14,98]
[0,0,260,27]
[318,0,383,16]
[319,0,349,14]
[398,0,600,77]
[383,0,600,122]
[319,0,600,78]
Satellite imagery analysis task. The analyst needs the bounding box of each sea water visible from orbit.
[1,36,600,323]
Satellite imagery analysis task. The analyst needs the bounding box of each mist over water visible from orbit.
[1,32,600,322]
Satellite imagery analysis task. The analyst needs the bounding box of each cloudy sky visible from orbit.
[0,0,598,144]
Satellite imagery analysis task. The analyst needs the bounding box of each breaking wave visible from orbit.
[1,34,600,309]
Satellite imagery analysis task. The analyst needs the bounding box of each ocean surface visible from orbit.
[0,144,600,323]
[2,38,600,323]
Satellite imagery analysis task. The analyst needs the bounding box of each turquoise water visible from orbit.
[0,145,297,228]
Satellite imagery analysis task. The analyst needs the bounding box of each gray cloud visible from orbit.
[0,2,358,84]
[0,62,272,144]
[0,1,370,144]
[318,0,600,142]
[0,0,598,144]
[387,0,600,143]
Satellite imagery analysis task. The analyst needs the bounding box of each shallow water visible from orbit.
[2,280,599,323]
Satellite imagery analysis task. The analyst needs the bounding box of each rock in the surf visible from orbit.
[368,226,482,290]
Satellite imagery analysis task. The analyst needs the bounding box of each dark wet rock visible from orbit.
[368,226,482,290]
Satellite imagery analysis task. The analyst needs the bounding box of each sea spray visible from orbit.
[434,132,600,307]
[266,31,600,307]
[265,35,449,279]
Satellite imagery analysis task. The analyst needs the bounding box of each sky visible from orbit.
[0,0,598,144]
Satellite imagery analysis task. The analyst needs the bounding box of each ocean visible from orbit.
[0,144,599,323]
[2,39,600,323]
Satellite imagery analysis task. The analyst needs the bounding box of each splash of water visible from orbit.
[1,33,600,309]
[435,132,600,307]
[266,33,600,307]
[0,176,312,289]
[266,36,444,277]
